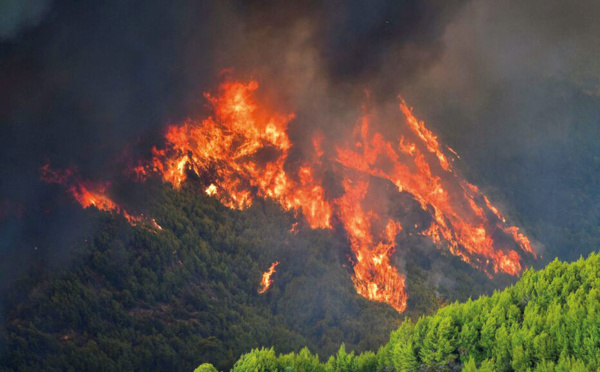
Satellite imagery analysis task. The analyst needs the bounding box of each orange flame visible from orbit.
[40,164,161,230]
[258,261,279,294]
[336,175,407,311]
[140,81,331,229]
[134,79,535,312]
[336,104,535,278]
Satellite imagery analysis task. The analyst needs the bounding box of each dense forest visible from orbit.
[0,180,511,371]
[219,253,600,372]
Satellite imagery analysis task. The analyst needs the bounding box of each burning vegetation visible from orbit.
[126,79,536,313]
[38,79,536,313]
[40,164,162,230]
[258,261,279,294]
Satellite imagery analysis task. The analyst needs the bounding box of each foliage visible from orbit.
[0,180,500,371]
[195,363,218,372]
[221,253,600,371]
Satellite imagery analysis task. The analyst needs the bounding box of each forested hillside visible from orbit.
[0,180,507,371]
[223,253,600,371]
[1,1,599,372]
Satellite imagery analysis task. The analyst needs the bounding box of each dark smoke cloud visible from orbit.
[238,1,466,89]
[211,0,469,155]
[403,0,600,118]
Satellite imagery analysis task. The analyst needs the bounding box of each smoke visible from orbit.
[0,0,221,305]
[403,0,600,124]
[0,0,52,40]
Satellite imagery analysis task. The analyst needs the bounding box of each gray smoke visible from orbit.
[0,0,52,40]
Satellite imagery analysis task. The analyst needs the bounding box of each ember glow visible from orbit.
[205,184,218,196]
[40,164,161,230]
[258,261,279,294]
[132,79,535,312]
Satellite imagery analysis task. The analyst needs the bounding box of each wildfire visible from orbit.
[336,104,535,279]
[205,184,218,196]
[40,164,161,230]
[131,79,537,312]
[289,222,299,234]
[139,80,332,229]
[258,261,279,294]
[336,176,407,311]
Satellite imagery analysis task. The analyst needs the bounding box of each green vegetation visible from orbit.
[0,180,505,371]
[218,253,600,371]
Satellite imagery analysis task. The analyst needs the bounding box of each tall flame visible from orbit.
[133,80,535,312]
[336,105,535,278]
[336,175,407,311]
[258,261,279,294]
[138,81,332,229]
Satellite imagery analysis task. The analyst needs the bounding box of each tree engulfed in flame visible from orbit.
[125,80,538,312]
[258,261,279,294]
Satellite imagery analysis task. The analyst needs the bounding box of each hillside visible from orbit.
[1,1,599,372]
[0,181,508,372]
[223,253,600,371]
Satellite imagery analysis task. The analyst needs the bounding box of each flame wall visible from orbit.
[134,79,536,312]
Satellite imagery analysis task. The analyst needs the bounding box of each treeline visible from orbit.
[216,253,600,371]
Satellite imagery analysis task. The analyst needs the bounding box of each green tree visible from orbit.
[194,363,218,372]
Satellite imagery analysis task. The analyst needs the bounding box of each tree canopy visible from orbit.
[219,253,600,371]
